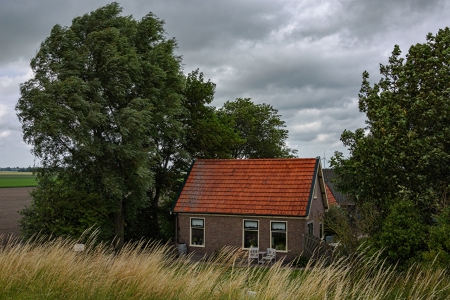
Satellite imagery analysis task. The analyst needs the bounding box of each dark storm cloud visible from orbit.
[135,0,290,51]
[1,0,450,166]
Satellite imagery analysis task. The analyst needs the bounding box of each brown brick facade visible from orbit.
[176,208,324,262]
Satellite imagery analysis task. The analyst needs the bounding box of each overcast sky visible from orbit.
[1,0,449,168]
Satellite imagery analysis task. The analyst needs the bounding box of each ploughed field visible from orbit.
[0,187,33,237]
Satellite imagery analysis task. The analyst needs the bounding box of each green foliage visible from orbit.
[331,28,450,214]
[422,207,450,268]
[217,98,297,158]
[331,28,450,266]
[374,199,427,266]
[324,205,359,255]
[16,3,184,247]
[20,175,112,241]
[183,70,243,159]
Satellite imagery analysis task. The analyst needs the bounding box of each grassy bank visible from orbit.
[0,235,449,299]
[0,172,37,188]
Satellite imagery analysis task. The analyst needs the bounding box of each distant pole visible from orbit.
[322,151,326,168]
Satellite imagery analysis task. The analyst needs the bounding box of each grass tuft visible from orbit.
[0,233,449,299]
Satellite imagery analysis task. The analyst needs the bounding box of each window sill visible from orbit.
[190,244,205,247]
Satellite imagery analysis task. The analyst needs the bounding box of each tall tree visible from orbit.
[183,70,243,159]
[16,3,185,248]
[331,28,450,264]
[217,98,297,158]
[125,70,243,241]
[332,28,450,214]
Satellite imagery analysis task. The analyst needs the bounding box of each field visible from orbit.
[0,235,449,300]
[0,187,33,237]
[0,172,37,188]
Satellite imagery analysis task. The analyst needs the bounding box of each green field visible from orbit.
[0,172,37,188]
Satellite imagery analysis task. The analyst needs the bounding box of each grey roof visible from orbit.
[322,169,355,206]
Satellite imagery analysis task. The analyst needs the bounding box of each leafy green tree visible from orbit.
[422,207,450,267]
[126,70,243,241]
[375,199,427,266]
[331,28,450,220]
[16,3,184,248]
[183,70,244,159]
[331,28,450,264]
[20,174,113,241]
[217,98,297,158]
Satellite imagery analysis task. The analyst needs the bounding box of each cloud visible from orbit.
[1,0,450,166]
[0,130,11,139]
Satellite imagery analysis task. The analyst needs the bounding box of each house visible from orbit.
[322,169,355,209]
[171,158,330,261]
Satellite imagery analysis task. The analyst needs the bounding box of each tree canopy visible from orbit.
[217,98,297,158]
[16,2,184,248]
[331,28,450,265]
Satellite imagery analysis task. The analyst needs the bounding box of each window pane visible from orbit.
[271,221,287,250]
[271,222,286,231]
[191,228,204,245]
[244,230,258,248]
[271,232,286,250]
[244,220,258,230]
[191,219,204,228]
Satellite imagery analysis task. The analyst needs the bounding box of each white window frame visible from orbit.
[243,219,259,249]
[270,221,288,252]
[190,217,205,247]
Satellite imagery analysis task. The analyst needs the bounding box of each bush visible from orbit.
[20,176,113,241]
[422,207,450,268]
[372,199,427,267]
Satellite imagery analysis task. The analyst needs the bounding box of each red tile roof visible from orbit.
[173,158,320,217]
[325,184,338,206]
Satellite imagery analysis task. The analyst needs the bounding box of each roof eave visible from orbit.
[305,157,320,217]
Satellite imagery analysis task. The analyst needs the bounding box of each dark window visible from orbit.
[271,221,287,251]
[243,220,259,248]
[191,218,204,246]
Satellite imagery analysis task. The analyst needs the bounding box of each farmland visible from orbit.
[0,172,37,188]
[0,187,33,237]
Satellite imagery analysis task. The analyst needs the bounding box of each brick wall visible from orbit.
[307,176,327,238]
[176,214,313,262]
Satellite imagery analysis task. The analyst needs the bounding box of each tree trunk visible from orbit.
[112,199,125,251]
[146,188,160,240]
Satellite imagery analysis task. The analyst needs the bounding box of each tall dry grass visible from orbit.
[0,232,449,299]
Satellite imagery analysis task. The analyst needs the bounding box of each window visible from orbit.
[319,222,323,239]
[271,221,287,251]
[190,218,204,246]
[307,221,314,235]
[243,220,259,248]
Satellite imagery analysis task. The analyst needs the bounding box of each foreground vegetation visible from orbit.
[0,172,37,188]
[1,234,449,299]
